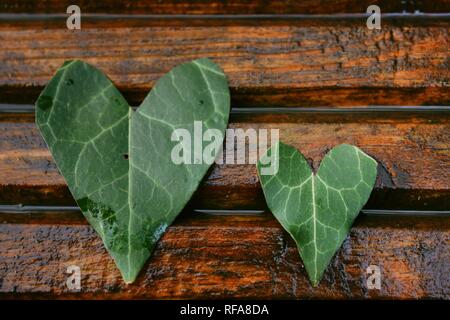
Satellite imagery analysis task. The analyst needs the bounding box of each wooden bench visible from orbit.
[0,0,449,299]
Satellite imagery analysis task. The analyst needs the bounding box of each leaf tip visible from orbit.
[304,265,323,288]
[121,270,138,285]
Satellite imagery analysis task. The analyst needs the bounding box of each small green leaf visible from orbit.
[36,59,230,283]
[257,142,377,286]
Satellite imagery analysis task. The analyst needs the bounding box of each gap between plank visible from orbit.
[1,104,449,114]
[0,13,449,21]
[0,205,448,217]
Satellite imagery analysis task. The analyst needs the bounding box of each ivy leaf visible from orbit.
[36,59,230,283]
[257,142,377,286]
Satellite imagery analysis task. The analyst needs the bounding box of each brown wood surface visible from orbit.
[0,19,449,106]
[0,4,449,300]
[1,0,449,14]
[0,112,448,210]
[0,211,448,299]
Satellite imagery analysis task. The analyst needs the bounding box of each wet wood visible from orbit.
[1,0,449,14]
[0,19,449,106]
[0,112,448,210]
[0,3,449,300]
[0,212,448,299]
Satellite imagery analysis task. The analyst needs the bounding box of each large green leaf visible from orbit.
[36,59,230,283]
[257,142,377,286]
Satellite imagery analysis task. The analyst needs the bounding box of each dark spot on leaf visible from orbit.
[77,197,115,221]
[37,95,53,111]
[77,197,124,252]
[123,154,129,160]
[198,100,204,106]
[65,79,74,86]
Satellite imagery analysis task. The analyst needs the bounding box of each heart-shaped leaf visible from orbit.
[36,59,230,283]
[257,142,377,286]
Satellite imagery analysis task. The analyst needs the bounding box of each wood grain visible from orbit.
[0,212,448,299]
[0,112,448,209]
[0,19,448,106]
[1,0,449,14]
[0,2,449,301]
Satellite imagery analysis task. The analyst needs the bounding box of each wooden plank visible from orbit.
[0,19,448,106]
[0,112,448,209]
[0,211,448,299]
[1,0,449,14]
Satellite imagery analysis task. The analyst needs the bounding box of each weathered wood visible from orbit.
[1,0,449,14]
[0,1,448,302]
[0,212,448,299]
[0,19,448,106]
[0,112,448,209]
